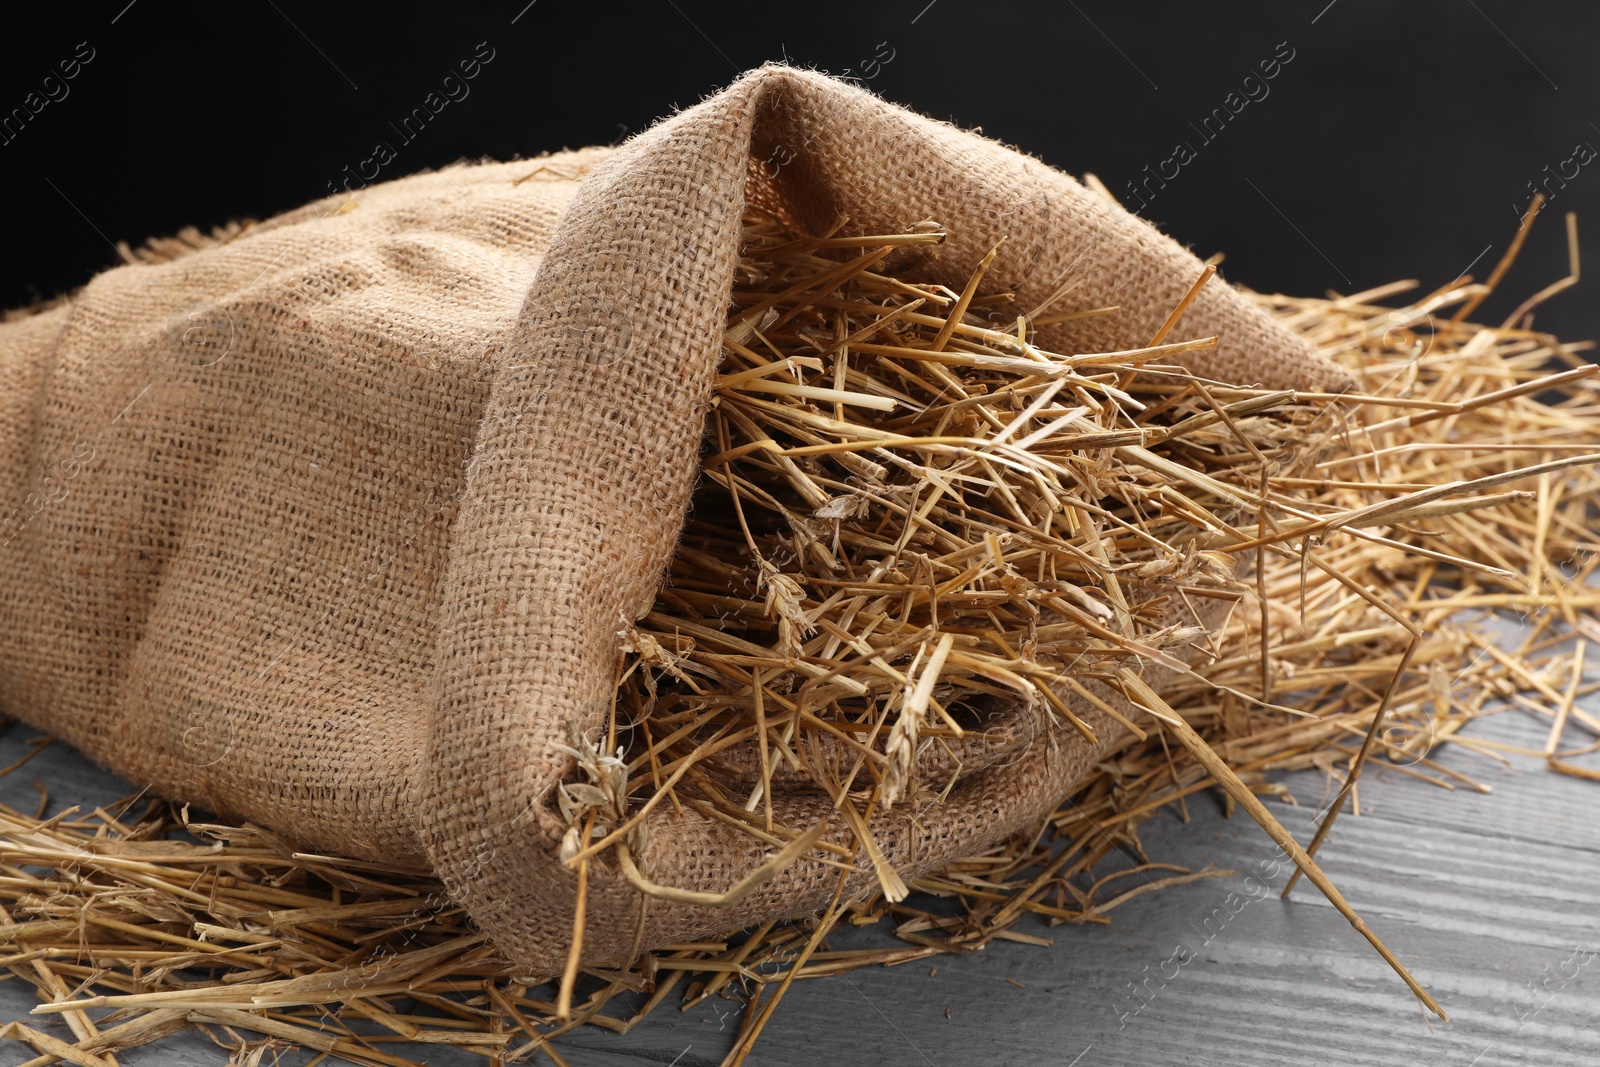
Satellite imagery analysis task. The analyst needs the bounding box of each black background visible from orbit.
[4,1,1597,346]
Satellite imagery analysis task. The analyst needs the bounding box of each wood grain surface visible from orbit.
[1,692,1595,1066]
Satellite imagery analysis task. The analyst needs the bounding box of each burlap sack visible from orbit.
[0,66,1348,975]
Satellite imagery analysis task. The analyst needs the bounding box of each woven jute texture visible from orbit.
[0,67,1348,975]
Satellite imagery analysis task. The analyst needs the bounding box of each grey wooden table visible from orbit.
[1,696,1596,1066]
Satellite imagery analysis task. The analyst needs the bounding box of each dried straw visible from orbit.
[3,201,1598,1066]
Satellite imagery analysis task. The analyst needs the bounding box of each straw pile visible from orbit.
[1,195,1597,1066]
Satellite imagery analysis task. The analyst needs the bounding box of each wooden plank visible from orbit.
[0,688,1595,1065]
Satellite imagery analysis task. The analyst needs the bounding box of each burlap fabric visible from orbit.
[0,66,1348,975]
